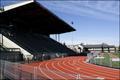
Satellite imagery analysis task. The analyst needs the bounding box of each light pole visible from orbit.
[0,0,4,12]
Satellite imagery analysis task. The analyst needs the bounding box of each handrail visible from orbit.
[4,48,21,52]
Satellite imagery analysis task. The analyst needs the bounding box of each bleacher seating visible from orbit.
[3,33,76,56]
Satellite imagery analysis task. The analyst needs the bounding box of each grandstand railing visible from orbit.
[0,44,21,52]
[0,60,101,80]
[3,48,21,52]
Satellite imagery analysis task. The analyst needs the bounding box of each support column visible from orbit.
[118,44,120,51]
[108,47,110,53]
[114,47,116,53]
[79,48,81,53]
[102,47,104,53]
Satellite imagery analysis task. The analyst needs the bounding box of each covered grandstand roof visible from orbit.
[82,43,115,48]
[0,0,75,34]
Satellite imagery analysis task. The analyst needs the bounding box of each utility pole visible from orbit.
[0,0,4,12]
[0,0,1,9]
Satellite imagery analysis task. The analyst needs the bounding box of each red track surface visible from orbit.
[24,56,120,80]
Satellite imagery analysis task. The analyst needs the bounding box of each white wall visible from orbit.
[4,0,34,11]
[2,35,33,59]
[67,44,84,53]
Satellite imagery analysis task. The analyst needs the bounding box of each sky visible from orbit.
[39,0,119,46]
[0,0,119,46]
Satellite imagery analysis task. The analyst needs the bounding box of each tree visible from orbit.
[80,43,84,46]
[0,8,4,12]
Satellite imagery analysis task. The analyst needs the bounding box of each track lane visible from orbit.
[60,58,100,79]
[47,61,75,79]
[65,57,118,79]
[45,61,67,80]
[38,62,53,79]
[77,57,119,76]
[58,59,96,80]
[24,56,120,80]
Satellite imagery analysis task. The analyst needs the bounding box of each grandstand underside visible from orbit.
[0,1,77,62]
[0,1,75,34]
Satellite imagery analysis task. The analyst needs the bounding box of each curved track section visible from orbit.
[26,56,120,80]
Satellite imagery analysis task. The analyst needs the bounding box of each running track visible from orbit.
[23,56,120,80]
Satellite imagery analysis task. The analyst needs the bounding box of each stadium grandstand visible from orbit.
[0,1,119,80]
[0,0,77,62]
[0,1,77,79]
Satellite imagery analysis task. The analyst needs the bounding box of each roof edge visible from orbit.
[3,0,34,11]
[36,2,76,33]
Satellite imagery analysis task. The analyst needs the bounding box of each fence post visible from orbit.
[76,74,81,80]
[3,60,5,79]
[99,58,100,65]
[100,58,102,65]
[0,60,4,79]
[33,67,37,80]
[109,57,112,68]
[15,63,19,79]
[94,57,96,64]
[18,64,22,80]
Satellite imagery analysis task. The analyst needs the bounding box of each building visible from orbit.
[67,43,117,53]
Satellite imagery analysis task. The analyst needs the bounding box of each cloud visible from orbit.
[2,0,119,21]
[39,1,119,21]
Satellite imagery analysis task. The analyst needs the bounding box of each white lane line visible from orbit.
[69,58,99,79]
[78,57,119,71]
[62,60,86,80]
[38,62,53,80]
[75,58,117,79]
[57,60,82,79]
[76,58,119,78]
[57,60,77,74]
[64,59,98,79]
[69,57,117,79]
[45,62,67,80]
[52,61,75,79]
[57,60,84,80]
[84,60,119,70]
[62,59,95,80]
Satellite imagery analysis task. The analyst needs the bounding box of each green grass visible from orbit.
[112,61,120,68]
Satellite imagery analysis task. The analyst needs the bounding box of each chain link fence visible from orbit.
[87,52,120,69]
[0,60,104,80]
[0,60,47,80]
